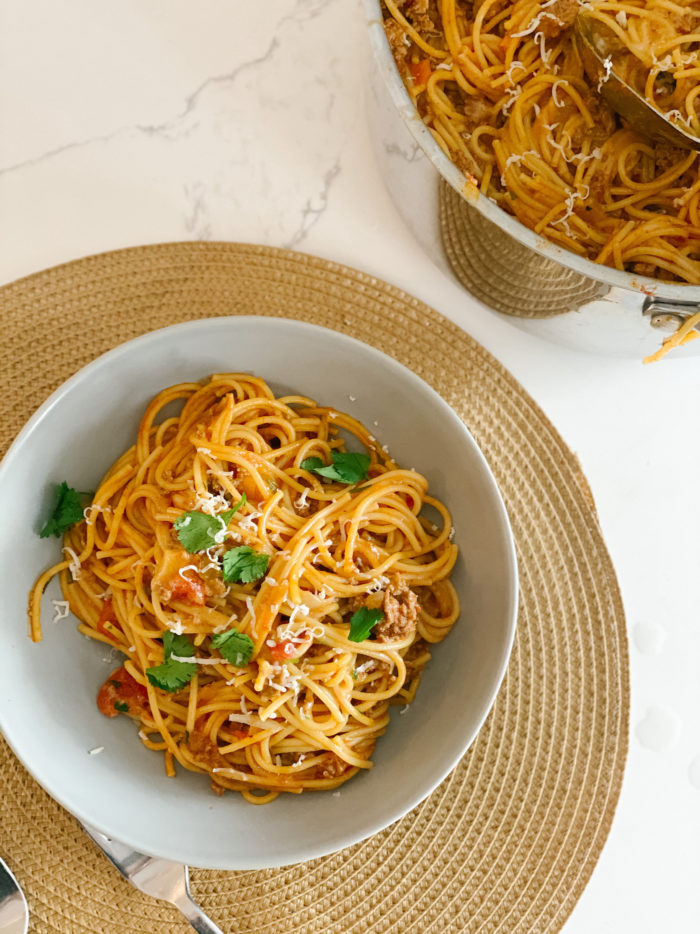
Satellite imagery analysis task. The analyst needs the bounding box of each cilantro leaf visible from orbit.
[211,628,254,667]
[222,547,270,584]
[301,457,324,472]
[114,700,129,713]
[163,631,195,659]
[348,607,384,642]
[39,482,85,538]
[146,631,197,692]
[302,452,370,485]
[174,494,246,552]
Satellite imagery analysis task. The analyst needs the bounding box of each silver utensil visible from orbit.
[575,12,700,151]
[0,858,28,934]
[80,823,226,934]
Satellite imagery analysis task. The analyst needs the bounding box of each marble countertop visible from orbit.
[2,1,698,930]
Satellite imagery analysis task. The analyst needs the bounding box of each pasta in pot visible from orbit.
[29,374,459,802]
[383,0,700,284]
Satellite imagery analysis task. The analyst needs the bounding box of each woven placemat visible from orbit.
[439,181,609,317]
[0,242,628,934]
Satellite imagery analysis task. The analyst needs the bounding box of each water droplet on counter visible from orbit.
[632,621,665,656]
[689,756,700,790]
[635,706,680,752]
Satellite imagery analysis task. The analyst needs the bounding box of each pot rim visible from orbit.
[365,1,700,303]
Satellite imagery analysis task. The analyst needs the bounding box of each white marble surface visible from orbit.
[1,1,698,931]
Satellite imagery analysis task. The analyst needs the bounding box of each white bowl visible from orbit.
[0,317,517,869]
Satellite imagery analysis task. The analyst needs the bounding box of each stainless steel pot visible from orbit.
[364,0,700,357]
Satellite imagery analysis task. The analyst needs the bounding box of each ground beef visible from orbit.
[588,151,617,201]
[395,0,434,33]
[632,263,657,277]
[463,95,492,128]
[187,731,229,771]
[374,575,420,642]
[347,574,421,641]
[453,149,480,180]
[671,10,694,32]
[539,0,580,38]
[568,94,617,149]
[277,752,304,767]
[655,144,686,174]
[385,19,410,81]
[316,752,349,780]
[402,637,430,679]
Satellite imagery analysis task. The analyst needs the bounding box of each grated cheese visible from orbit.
[83,504,111,525]
[502,84,523,115]
[500,149,538,185]
[51,600,70,623]
[597,57,613,93]
[289,603,310,625]
[171,654,224,666]
[366,574,391,594]
[246,596,256,626]
[228,713,282,731]
[238,509,262,532]
[63,547,82,581]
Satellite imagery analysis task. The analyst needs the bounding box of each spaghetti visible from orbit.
[383,0,700,284]
[29,375,459,802]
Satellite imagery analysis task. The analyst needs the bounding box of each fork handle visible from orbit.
[174,893,227,934]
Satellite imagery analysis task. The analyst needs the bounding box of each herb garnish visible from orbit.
[211,628,255,667]
[301,451,370,484]
[222,546,269,584]
[146,632,197,692]
[39,482,85,538]
[348,607,384,642]
[174,494,246,553]
[114,700,129,713]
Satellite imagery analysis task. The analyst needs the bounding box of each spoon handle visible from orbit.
[173,890,227,934]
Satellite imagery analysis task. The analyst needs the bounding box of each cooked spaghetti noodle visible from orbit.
[29,375,459,802]
[383,0,700,284]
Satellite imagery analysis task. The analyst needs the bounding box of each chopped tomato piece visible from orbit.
[237,472,264,504]
[409,59,432,86]
[269,640,298,661]
[170,573,206,605]
[96,599,119,639]
[97,665,149,719]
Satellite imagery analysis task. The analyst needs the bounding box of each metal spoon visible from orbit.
[80,824,226,934]
[0,858,28,934]
[574,12,700,151]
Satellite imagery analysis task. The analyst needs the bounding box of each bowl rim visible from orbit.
[364,0,700,303]
[0,315,519,868]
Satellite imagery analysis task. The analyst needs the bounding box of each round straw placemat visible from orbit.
[0,243,628,934]
[439,181,608,318]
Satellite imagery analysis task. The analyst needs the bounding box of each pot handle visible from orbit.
[643,296,700,333]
